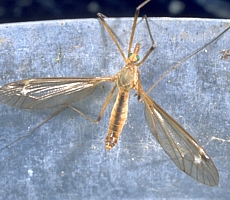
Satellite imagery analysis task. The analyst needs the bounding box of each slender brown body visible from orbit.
[105,47,140,150]
[0,0,221,186]
[106,90,129,149]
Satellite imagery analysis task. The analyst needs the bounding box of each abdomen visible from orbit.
[106,90,129,150]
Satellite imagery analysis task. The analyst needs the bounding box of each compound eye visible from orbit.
[128,53,140,62]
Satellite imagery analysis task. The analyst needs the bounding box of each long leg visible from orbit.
[1,84,118,150]
[136,14,156,66]
[97,13,127,63]
[146,25,230,94]
[128,0,151,55]
[0,105,66,150]
[68,84,117,123]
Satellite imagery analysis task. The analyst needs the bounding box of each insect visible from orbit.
[0,0,228,186]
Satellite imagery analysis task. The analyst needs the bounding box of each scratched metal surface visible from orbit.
[0,18,229,199]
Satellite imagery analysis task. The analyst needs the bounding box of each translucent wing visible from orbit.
[142,91,219,186]
[0,77,112,109]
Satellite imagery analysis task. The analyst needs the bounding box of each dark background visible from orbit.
[0,0,230,23]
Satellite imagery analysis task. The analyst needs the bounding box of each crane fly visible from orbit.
[2,0,229,186]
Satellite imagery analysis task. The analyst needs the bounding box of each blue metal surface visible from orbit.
[0,18,230,199]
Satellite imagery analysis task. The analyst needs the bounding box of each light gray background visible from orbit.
[0,17,229,199]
